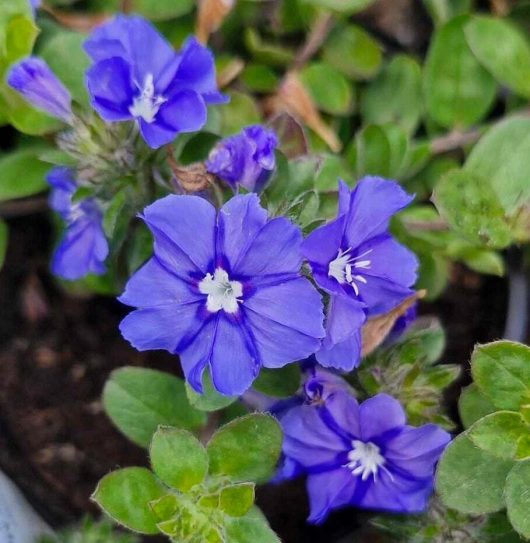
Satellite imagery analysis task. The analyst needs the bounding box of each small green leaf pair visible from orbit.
[92,414,282,542]
[437,341,530,539]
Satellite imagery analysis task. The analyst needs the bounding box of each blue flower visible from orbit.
[29,0,40,15]
[302,178,418,371]
[119,193,325,396]
[281,390,451,523]
[84,15,227,149]
[47,168,108,280]
[7,57,72,123]
[206,125,278,192]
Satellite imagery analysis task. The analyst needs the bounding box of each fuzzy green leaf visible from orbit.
[436,433,514,514]
[103,367,206,447]
[423,15,496,128]
[458,383,497,429]
[505,461,530,538]
[149,427,208,492]
[92,467,165,534]
[207,414,282,483]
[471,341,530,412]
[0,147,50,201]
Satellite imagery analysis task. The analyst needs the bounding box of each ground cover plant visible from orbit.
[1,0,530,542]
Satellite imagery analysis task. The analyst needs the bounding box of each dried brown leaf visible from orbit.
[361,290,426,357]
[41,5,108,32]
[196,0,235,44]
[268,113,308,159]
[268,72,341,153]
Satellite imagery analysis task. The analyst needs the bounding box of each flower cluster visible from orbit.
[6,11,451,526]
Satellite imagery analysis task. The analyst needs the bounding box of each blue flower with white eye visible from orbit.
[302,177,418,371]
[7,57,72,123]
[206,125,278,192]
[118,193,325,396]
[47,168,108,280]
[280,389,451,523]
[84,15,227,149]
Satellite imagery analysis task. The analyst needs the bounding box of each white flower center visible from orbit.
[328,248,372,296]
[198,268,243,314]
[344,440,386,481]
[129,73,167,124]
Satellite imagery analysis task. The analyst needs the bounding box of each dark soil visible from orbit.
[0,204,510,543]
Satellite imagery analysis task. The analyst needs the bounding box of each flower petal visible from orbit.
[142,194,216,275]
[359,394,406,442]
[316,329,362,371]
[307,469,357,524]
[384,424,451,478]
[119,257,201,308]
[86,57,134,121]
[235,217,303,278]
[324,390,361,440]
[302,215,345,270]
[216,193,267,271]
[119,302,202,353]
[343,177,414,248]
[209,315,259,396]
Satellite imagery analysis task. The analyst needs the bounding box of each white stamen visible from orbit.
[198,268,243,314]
[328,248,372,294]
[129,73,167,124]
[344,440,386,481]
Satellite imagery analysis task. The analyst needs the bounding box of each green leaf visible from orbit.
[301,0,375,14]
[219,483,255,517]
[436,433,514,514]
[505,460,530,538]
[352,124,409,179]
[471,341,530,412]
[132,0,194,21]
[225,507,280,543]
[299,62,354,115]
[468,411,530,460]
[244,28,295,67]
[323,24,382,80]
[0,15,38,74]
[459,383,497,429]
[92,467,165,534]
[360,55,422,134]
[253,365,301,398]
[241,64,279,93]
[207,414,282,483]
[423,15,496,128]
[149,427,208,492]
[0,147,49,201]
[186,372,237,412]
[0,219,7,269]
[219,91,261,136]
[465,16,530,99]
[432,169,513,249]
[103,367,206,447]
[39,30,90,106]
[446,242,505,276]
[465,117,530,216]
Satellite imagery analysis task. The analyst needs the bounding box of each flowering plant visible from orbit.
[1,1,530,542]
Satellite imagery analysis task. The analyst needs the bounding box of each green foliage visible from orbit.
[0,146,50,201]
[465,16,530,99]
[186,373,238,413]
[253,365,301,397]
[103,367,206,447]
[322,24,382,80]
[0,219,7,269]
[93,416,281,541]
[438,340,530,538]
[299,62,354,115]
[301,0,375,14]
[358,318,458,429]
[360,55,422,134]
[207,414,283,483]
[423,15,496,128]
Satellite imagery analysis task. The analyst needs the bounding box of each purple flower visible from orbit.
[47,168,108,280]
[281,391,451,523]
[29,0,41,14]
[84,15,227,149]
[7,57,72,123]
[388,304,417,343]
[302,178,418,371]
[119,193,325,396]
[206,125,278,192]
